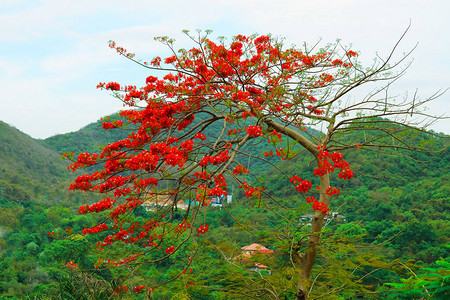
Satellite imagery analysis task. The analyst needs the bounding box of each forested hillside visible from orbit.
[0,121,73,204]
[0,118,448,299]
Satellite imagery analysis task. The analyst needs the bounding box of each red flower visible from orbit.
[105,82,120,91]
[166,246,175,254]
[233,164,249,175]
[245,125,262,137]
[146,76,158,84]
[295,180,312,194]
[194,132,206,140]
[134,285,146,293]
[65,261,79,270]
[165,55,177,64]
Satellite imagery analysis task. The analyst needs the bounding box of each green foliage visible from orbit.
[0,117,448,298]
[383,257,450,299]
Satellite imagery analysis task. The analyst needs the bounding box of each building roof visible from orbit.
[254,263,267,269]
[241,243,273,254]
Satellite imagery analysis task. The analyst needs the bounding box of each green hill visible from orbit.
[0,121,71,203]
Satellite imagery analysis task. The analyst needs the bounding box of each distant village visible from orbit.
[142,194,233,211]
[142,194,346,277]
[142,194,346,226]
[300,212,347,226]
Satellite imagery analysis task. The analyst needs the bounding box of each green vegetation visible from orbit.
[0,118,448,299]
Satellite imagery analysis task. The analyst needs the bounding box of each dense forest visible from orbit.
[0,117,448,299]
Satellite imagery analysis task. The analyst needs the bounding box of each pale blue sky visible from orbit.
[1,0,449,138]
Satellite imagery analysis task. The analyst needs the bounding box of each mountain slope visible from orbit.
[0,121,71,203]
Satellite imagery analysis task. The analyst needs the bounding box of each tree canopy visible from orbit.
[65,30,446,299]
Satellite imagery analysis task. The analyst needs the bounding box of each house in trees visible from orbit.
[247,263,271,275]
[235,243,274,275]
[300,212,346,225]
[142,195,189,211]
[185,194,233,208]
[142,194,233,211]
[210,195,222,207]
[330,212,347,223]
[241,243,274,255]
[300,214,315,225]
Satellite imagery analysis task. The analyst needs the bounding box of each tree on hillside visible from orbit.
[66,29,446,299]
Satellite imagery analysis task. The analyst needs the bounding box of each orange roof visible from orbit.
[241,243,273,254]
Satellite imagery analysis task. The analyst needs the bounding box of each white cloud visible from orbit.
[0,59,26,77]
[0,0,448,137]
[0,74,124,138]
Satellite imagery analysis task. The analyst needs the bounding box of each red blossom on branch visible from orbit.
[105,82,121,91]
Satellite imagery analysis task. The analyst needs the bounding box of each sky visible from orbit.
[0,0,449,139]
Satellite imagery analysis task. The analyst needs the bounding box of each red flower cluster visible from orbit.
[208,174,228,197]
[180,139,194,152]
[194,171,210,180]
[105,82,120,91]
[134,285,146,293]
[338,168,354,180]
[101,120,123,130]
[194,132,206,140]
[239,182,264,199]
[82,223,109,235]
[312,200,329,215]
[346,50,358,57]
[233,164,249,175]
[199,150,229,167]
[290,175,313,193]
[79,197,116,214]
[270,130,282,142]
[306,196,329,215]
[66,261,79,270]
[245,125,263,137]
[175,220,192,234]
[196,224,209,237]
[295,180,312,194]
[146,75,158,84]
[313,146,353,180]
[263,151,274,157]
[166,246,176,254]
[326,186,341,196]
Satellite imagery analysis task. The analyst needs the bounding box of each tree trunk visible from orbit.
[295,172,331,299]
[263,117,331,299]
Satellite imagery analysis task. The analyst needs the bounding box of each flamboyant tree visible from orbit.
[66,29,444,299]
